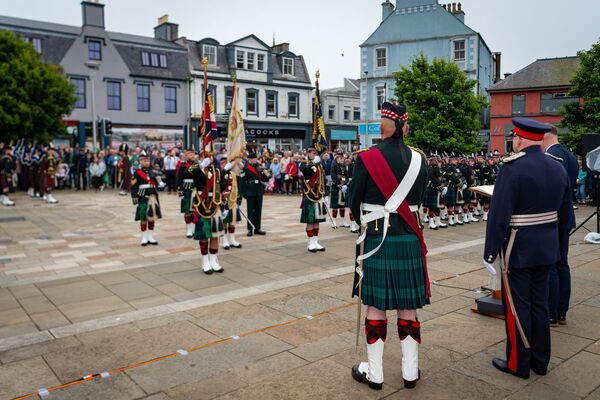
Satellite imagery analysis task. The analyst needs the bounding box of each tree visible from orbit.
[560,39,600,155]
[393,54,488,154]
[0,30,75,144]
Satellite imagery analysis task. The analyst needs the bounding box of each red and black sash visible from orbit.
[246,165,262,180]
[136,169,156,186]
[358,149,431,300]
[306,164,323,188]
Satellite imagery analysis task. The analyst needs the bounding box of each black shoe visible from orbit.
[492,358,529,379]
[558,316,567,325]
[404,369,421,389]
[254,230,266,235]
[231,243,242,249]
[223,245,230,250]
[203,269,213,275]
[531,367,547,376]
[247,231,254,237]
[351,364,382,390]
[550,318,558,327]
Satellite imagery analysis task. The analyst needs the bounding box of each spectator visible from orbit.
[270,157,282,193]
[576,158,587,205]
[75,148,89,190]
[284,154,298,195]
[163,149,179,194]
[89,156,106,191]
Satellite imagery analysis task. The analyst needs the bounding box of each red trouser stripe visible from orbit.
[504,287,518,372]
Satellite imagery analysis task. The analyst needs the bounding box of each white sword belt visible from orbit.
[138,184,154,189]
[509,211,558,227]
[362,203,419,214]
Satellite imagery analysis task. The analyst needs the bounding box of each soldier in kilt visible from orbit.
[177,150,198,238]
[347,152,361,233]
[193,156,225,274]
[0,144,16,206]
[300,147,327,252]
[330,151,350,228]
[350,102,430,391]
[131,152,162,246]
[479,157,496,221]
[118,144,131,196]
[39,145,59,204]
[423,156,446,230]
[220,157,242,250]
[443,156,465,226]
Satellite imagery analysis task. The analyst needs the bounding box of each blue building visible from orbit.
[359,0,500,146]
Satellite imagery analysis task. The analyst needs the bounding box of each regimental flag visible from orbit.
[226,81,246,162]
[312,72,328,153]
[200,66,218,156]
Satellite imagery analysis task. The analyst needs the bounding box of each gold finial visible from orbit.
[202,57,209,67]
[315,70,320,79]
[232,74,237,85]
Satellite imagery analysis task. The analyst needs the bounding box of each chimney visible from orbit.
[442,3,446,9]
[504,73,512,79]
[272,42,290,54]
[154,15,179,41]
[452,2,456,12]
[81,1,105,29]
[382,0,395,21]
[450,2,465,23]
[493,52,502,83]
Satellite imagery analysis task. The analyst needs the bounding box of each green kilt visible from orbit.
[180,190,193,214]
[444,186,464,206]
[329,187,346,210]
[300,197,326,224]
[135,196,162,221]
[360,234,428,310]
[463,188,472,204]
[423,187,441,210]
[193,215,224,241]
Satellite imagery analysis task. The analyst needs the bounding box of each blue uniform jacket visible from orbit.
[483,146,571,269]
[546,143,578,230]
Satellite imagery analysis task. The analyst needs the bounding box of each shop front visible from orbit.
[358,123,381,147]
[329,127,358,152]
[211,122,310,154]
[111,126,185,151]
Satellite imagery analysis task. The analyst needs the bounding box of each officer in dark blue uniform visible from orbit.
[483,117,571,379]
[542,126,578,326]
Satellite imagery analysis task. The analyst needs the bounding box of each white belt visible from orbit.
[510,211,557,227]
[409,205,418,212]
[183,179,194,183]
[139,184,152,189]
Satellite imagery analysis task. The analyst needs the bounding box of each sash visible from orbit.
[357,148,430,299]
[200,165,215,201]
[246,165,262,180]
[136,169,154,186]
[306,164,322,188]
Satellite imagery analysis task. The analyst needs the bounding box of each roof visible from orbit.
[114,44,189,80]
[488,57,580,92]
[361,4,475,47]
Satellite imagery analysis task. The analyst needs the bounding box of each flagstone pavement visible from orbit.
[0,190,599,399]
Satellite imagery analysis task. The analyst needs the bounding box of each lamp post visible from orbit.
[363,71,369,148]
[85,61,100,150]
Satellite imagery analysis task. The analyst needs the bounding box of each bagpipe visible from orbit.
[193,164,222,219]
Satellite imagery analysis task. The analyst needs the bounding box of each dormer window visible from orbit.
[257,54,265,71]
[236,51,245,69]
[247,52,255,70]
[203,45,217,66]
[283,57,294,75]
[24,37,42,53]
[141,51,168,68]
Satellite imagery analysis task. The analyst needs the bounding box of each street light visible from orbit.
[85,61,100,150]
[363,71,369,148]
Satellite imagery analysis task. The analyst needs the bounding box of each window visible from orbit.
[540,93,579,113]
[150,53,159,67]
[106,81,121,110]
[203,45,217,65]
[288,93,299,117]
[225,87,233,114]
[141,52,150,66]
[71,78,86,109]
[137,84,150,112]
[165,86,177,113]
[266,91,277,116]
[376,87,386,110]
[237,51,245,69]
[453,40,465,61]
[88,39,101,60]
[376,48,387,68]
[24,37,42,53]
[246,90,258,115]
[512,94,525,115]
[257,54,265,71]
[328,105,336,120]
[353,107,361,121]
[247,52,255,70]
[283,57,294,75]
[344,107,351,121]
[159,54,167,68]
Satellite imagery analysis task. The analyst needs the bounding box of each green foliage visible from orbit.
[560,39,600,155]
[0,30,75,144]
[393,54,488,154]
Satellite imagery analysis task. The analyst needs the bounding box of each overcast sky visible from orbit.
[2,0,599,88]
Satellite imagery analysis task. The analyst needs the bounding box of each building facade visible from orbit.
[359,0,500,147]
[186,35,313,152]
[0,2,190,150]
[321,78,361,151]
[488,57,581,153]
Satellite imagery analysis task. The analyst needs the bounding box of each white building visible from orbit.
[321,78,361,151]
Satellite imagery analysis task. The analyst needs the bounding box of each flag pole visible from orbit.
[201,56,209,158]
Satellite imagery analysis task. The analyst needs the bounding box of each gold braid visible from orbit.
[303,163,325,203]
[193,165,222,218]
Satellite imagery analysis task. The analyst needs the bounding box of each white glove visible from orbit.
[483,260,496,275]
[341,185,348,193]
[442,187,448,196]
[221,210,229,219]
[224,162,233,171]
[462,184,467,190]
[200,158,211,169]
[313,155,321,164]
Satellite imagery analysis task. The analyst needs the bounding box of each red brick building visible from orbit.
[488,57,580,153]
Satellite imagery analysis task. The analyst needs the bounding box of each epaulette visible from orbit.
[502,152,526,163]
[545,153,564,162]
[408,145,425,155]
[355,148,369,154]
